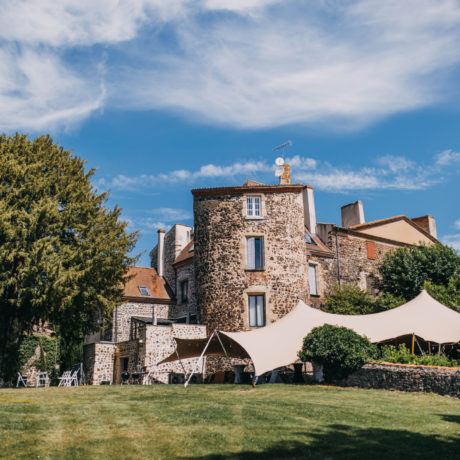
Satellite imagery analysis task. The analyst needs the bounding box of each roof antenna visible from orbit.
[273,141,292,184]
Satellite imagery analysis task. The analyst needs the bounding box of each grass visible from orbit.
[0,385,459,459]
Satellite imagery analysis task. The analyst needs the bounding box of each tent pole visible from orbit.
[215,331,229,358]
[184,331,216,388]
[411,333,415,355]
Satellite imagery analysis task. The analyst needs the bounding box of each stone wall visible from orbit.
[84,342,116,385]
[318,227,402,296]
[150,224,192,296]
[104,323,207,385]
[339,362,460,397]
[194,188,308,332]
[171,261,197,321]
[113,302,170,342]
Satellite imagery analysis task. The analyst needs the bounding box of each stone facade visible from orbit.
[338,362,460,398]
[193,185,309,332]
[171,261,197,321]
[151,224,193,295]
[84,343,116,385]
[314,225,404,301]
[112,323,206,384]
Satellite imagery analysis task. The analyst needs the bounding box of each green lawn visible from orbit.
[0,385,459,460]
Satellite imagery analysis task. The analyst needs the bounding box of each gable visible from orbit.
[356,219,435,245]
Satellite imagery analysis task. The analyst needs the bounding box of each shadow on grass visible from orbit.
[441,414,460,424]
[186,424,460,460]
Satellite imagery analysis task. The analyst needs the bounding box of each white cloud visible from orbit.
[435,149,460,166]
[148,208,192,221]
[0,47,104,131]
[455,219,460,230]
[442,234,460,251]
[98,149,455,193]
[2,0,460,131]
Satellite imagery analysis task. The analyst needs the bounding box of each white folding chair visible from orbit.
[16,372,28,388]
[58,370,71,387]
[36,372,50,387]
[70,370,79,386]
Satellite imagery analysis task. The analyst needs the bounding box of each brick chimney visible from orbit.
[411,215,437,238]
[157,229,165,277]
[341,201,365,228]
[279,164,291,184]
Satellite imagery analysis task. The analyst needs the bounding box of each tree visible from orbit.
[374,244,460,301]
[322,284,404,315]
[0,134,137,381]
[423,267,460,312]
[298,325,378,381]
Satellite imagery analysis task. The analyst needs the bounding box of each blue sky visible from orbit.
[0,0,459,265]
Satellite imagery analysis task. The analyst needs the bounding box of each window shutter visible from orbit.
[247,237,255,269]
[256,295,265,326]
[367,241,376,260]
[309,265,317,295]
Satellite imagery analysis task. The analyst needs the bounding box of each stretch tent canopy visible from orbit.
[159,290,460,376]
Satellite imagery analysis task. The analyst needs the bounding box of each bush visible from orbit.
[298,324,378,381]
[379,344,459,367]
[322,285,404,315]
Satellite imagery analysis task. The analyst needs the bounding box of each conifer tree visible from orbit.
[0,134,137,380]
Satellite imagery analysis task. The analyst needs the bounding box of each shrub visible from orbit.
[322,285,404,315]
[379,344,459,367]
[298,324,378,381]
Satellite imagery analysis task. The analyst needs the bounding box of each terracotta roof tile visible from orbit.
[123,266,172,301]
[173,240,194,266]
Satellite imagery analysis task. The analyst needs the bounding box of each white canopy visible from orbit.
[160,290,460,376]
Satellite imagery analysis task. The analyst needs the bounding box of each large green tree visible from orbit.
[0,134,137,381]
[374,244,460,301]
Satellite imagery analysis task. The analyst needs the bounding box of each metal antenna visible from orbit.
[273,140,292,159]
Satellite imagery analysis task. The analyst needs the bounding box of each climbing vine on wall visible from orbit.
[18,335,60,378]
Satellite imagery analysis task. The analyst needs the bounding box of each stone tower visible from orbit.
[192,183,310,333]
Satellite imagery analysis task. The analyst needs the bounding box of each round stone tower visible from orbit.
[192,182,309,333]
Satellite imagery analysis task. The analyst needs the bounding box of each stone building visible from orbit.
[151,177,438,334]
[84,265,205,385]
[84,169,439,384]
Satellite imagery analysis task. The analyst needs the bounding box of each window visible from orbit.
[246,236,264,269]
[309,264,318,296]
[246,196,261,217]
[138,286,150,296]
[367,241,376,260]
[180,280,189,303]
[249,294,265,327]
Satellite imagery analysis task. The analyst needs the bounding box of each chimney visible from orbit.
[341,201,365,228]
[302,186,317,234]
[411,215,437,238]
[157,229,165,277]
[279,164,291,184]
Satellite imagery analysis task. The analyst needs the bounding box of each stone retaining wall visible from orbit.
[338,362,460,397]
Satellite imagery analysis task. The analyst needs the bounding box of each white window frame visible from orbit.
[246,236,264,269]
[248,294,265,327]
[246,196,261,217]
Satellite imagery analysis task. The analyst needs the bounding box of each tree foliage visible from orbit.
[423,267,460,312]
[298,324,378,381]
[373,244,460,301]
[322,284,404,315]
[0,134,137,380]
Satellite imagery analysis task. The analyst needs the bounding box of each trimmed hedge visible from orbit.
[298,324,378,381]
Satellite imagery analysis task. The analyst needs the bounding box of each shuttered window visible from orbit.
[367,241,376,260]
[247,237,264,269]
[309,264,318,296]
[249,295,265,327]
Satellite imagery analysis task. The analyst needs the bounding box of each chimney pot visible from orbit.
[157,229,165,277]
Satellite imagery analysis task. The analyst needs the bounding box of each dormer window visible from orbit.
[138,286,151,296]
[246,196,261,217]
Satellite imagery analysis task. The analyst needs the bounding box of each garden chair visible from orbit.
[36,372,50,387]
[58,370,71,387]
[69,370,79,386]
[16,372,28,388]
